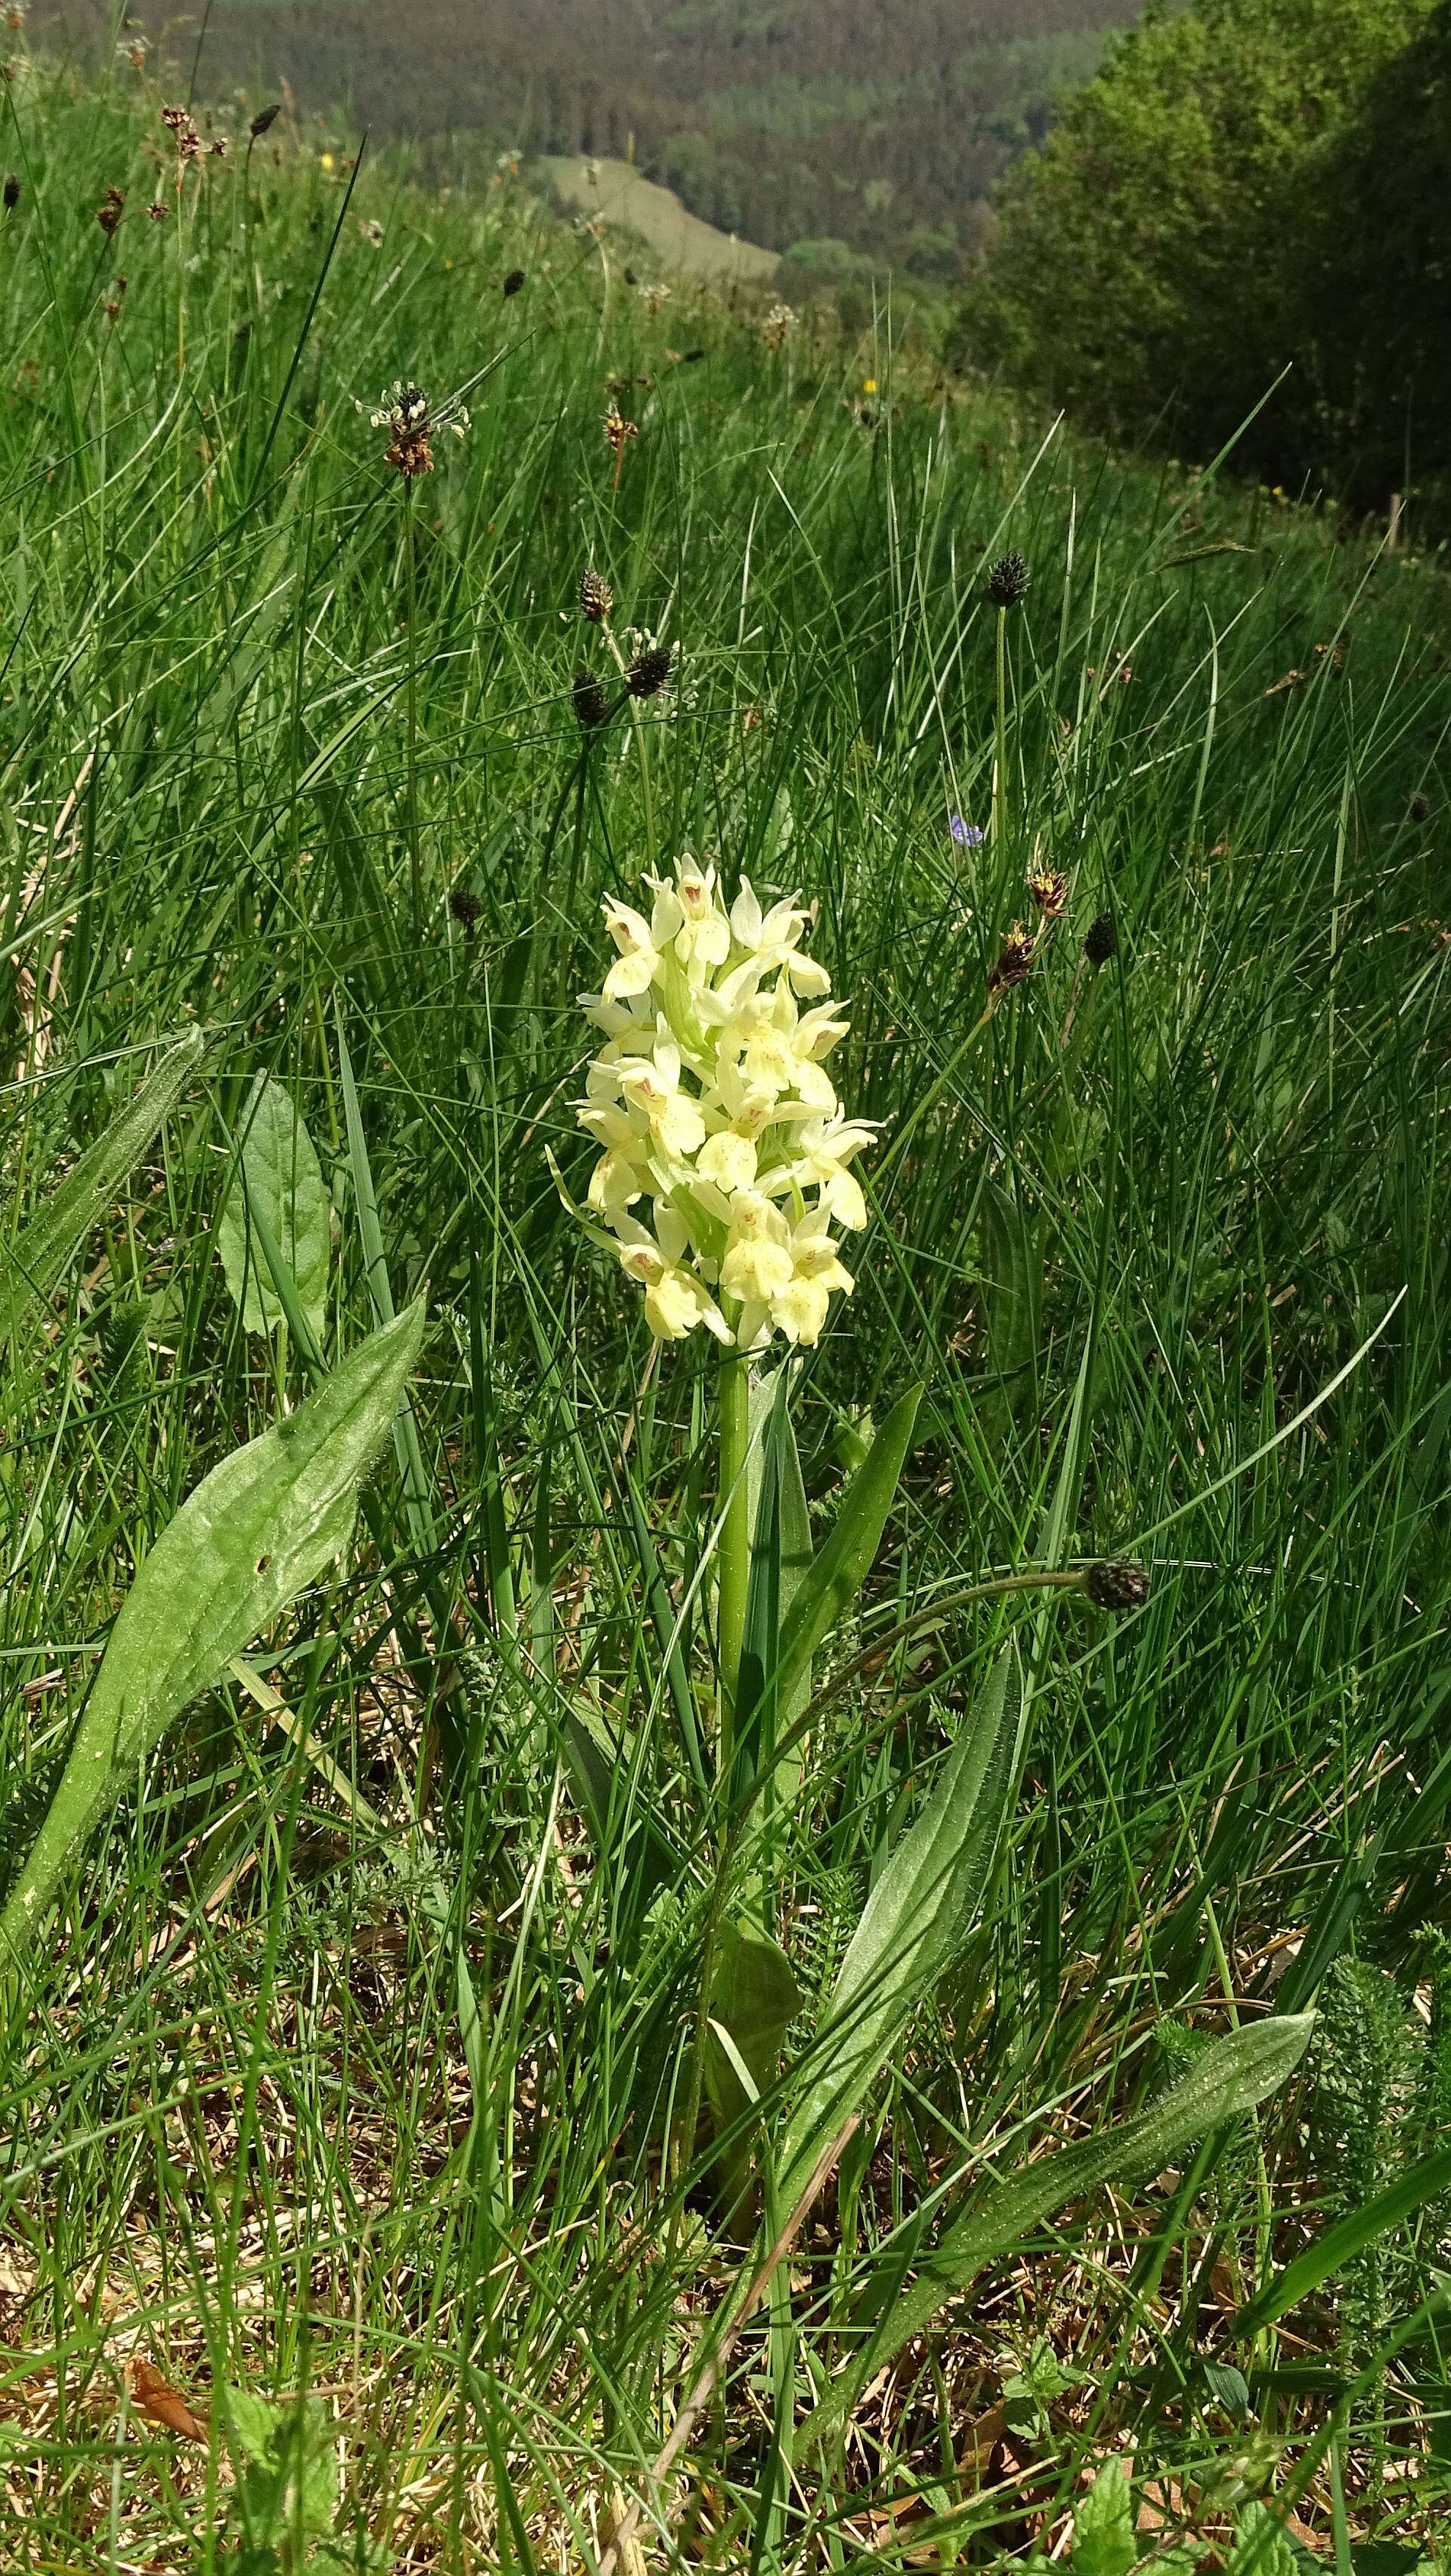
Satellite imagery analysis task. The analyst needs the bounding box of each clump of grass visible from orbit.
[0,42,1449,2576]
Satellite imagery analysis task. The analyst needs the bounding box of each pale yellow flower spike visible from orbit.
[561,855,876,1350]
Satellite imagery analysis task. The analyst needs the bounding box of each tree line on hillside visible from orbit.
[964,0,1451,527]
[39,0,1140,278]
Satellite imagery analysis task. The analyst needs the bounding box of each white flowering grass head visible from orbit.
[555,855,874,1351]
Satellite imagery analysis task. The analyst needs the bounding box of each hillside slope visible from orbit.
[0,54,1448,2573]
[39,0,1143,276]
[538,155,780,283]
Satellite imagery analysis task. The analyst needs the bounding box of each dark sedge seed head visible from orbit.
[627,643,673,700]
[579,565,613,623]
[1084,911,1118,966]
[573,667,611,731]
[986,550,1030,609]
[502,267,525,298]
[3,173,20,211]
[448,886,481,935]
[1084,1558,1149,1613]
[250,102,283,139]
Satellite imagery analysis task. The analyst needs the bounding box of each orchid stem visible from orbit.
[716,1352,751,1780]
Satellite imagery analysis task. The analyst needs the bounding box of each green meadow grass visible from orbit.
[2,51,1450,2576]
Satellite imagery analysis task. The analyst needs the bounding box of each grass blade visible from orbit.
[1232,2140,1451,2338]
[771,1384,921,1718]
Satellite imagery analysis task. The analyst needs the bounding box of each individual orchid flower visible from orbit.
[601,884,683,1001]
[614,1208,732,1344]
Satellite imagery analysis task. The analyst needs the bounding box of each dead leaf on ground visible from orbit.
[127,2358,206,2441]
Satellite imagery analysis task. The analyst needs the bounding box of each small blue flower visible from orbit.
[950,815,984,848]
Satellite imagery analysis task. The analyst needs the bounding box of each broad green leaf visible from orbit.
[561,1700,676,1915]
[0,1026,204,1365]
[772,1384,920,1719]
[1202,2358,1254,2420]
[803,2012,1313,2442]
[223,2388,283,2472]
[218,1072,330,1345]
[705,1917,803,2166]
[0,1306,425,1965]
[1231,2138,1451,2338]
[778,1647,1021,2200]
[224,2387,351,2568]
[1226,2501,1310,2576]
[1071,2458,1137,2576]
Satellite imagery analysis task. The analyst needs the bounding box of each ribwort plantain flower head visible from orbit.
[1027,859,1069,920]
[985,550,1030,609]
[626,641,673,700]
[554,855,875,1351]
[985,923,1036,1002]
[1084,911,1118,966]
[578,564,614,623]
[572,667,611,731]
[1084,1557,1149,1612]
[359,379,470,479]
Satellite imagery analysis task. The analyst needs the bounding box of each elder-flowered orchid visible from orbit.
[553,853,874,1349]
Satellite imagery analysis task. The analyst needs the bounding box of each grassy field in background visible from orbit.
[2,50,1450,2576]
[537,157,780,285]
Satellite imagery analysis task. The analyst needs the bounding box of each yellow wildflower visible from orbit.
[559,853,874,1348]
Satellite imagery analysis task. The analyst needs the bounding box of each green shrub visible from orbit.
[1298,2,1451,515]
[965,0,1438,502]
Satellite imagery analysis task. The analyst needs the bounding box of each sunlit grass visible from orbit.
[1,45,1449,2576]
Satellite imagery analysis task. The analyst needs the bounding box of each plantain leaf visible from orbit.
[771,1384,920,1721]
[217,1071,331,1345]
[0,1027,205,1366]
[804,2012,1314,2442]
[778,1647,1021,2202]
[0,1305,425,1965]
